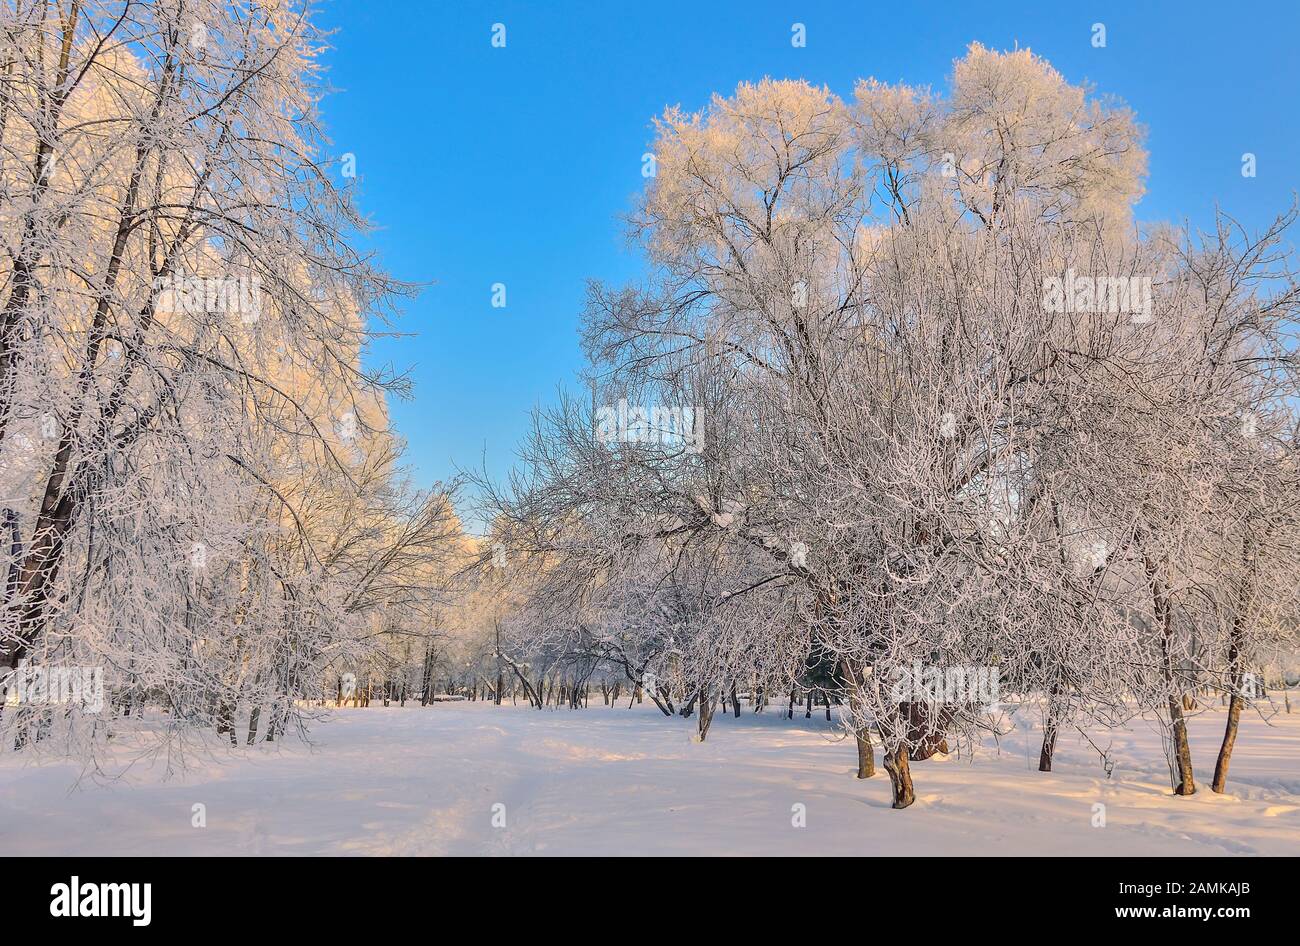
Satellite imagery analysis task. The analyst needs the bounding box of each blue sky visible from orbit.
[314,0,1300,530]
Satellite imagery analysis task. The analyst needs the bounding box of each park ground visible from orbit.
[1,699,1297,855]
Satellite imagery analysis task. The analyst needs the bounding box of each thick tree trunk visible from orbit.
[1213,613,1248,794]
[883,742,915,809]
[855,726,875,779]
[1038,719,1058,772]
[5,116,164,671]
[903,703,951,760]
[1166,695,1195,795]
[837,661,876,779]
[1212,689,1243,794]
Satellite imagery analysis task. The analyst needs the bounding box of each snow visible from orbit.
[1,701,1297,855]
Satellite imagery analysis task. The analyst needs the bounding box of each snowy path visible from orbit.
[1,702,1297,855]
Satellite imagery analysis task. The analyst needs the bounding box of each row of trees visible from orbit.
[475,45,1300,807]
[0,1,464,761]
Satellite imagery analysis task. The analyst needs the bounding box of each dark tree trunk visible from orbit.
[246,706,261,745]
[217,702,237,746]
[1146,555,1195,795]
[698,687,715,742]
[1213,685,1244,794]
[679,690,699,719]
[494,621,504,705]
[855,725,875,779]
[883,742,915,809]
[903,703,951,760]
[1038,719,1058,772]
[1214,534,1257,794]
[1165,694,1195,795]
[1039,682,1062,772]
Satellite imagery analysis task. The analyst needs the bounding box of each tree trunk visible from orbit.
[246,706,261,745]
[678,690,698,718]
[903,703,951,760]
[218,702,237,746]
[494,621,504,705]
[266,702,284,743]
[855,725,875,779]
[4,122,161,671]
[1038,719,1058,772]
[1145,553,1195,795]
[698,688,715,742]
[1213,612,1249,794]
[1212,687,1244,794]
[1166,695,1195,795]
[1214,533,1257,794]
[883,742,915,809]
[1038,677,1063,771]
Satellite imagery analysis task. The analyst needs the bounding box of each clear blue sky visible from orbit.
[314,0,1300,530]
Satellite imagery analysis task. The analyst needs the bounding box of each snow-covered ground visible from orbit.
[1,701,1297,855]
